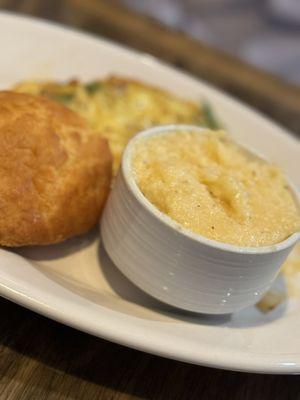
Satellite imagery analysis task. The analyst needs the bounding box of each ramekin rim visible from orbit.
[121,124,300,255]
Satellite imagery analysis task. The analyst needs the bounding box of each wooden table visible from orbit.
[0,1,300,399]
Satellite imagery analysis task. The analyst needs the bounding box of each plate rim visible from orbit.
[1,258,299,375]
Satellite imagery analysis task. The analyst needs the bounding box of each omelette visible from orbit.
[14,76,219,173]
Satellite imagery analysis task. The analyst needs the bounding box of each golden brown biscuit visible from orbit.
[0,91,112,246]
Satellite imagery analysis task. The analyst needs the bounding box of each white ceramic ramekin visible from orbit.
[100,125,300,314]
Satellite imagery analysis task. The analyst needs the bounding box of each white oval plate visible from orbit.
[0,12,300,374]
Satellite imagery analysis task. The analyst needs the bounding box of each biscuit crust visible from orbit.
[0,91,112,246]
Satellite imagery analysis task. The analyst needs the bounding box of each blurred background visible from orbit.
[0,0,299,132]
[120,0,300,85]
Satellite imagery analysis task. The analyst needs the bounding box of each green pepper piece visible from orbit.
[202,102,221,129]
[42,91,75,105]
[85,81,102,95]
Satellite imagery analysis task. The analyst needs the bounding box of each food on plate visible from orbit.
[256,290,286,313]
[256,243,300,313]
[13,76,216,173]
[0,91,112,246]
[131,129,300,247]
[281,242,300,297]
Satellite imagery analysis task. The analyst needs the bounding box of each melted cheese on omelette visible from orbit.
[14,76,205,173]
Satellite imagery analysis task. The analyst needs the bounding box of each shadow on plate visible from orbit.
[15,229,98,261]
[14,232,288,328]
[97,240,232,326]
[97,240,288,328]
